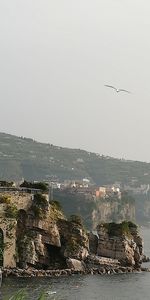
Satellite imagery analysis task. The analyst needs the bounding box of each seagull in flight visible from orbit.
[104,85,131,94]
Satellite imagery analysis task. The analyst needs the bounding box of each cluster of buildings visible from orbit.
[0,179,123,202]
[48,179,122,200]
[95,185,121,199]
[1,177,149,201]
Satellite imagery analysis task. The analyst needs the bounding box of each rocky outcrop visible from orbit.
[57,219,89,260]
[16,197,89,270]
[0,189,145,275]
[96,222,143,267]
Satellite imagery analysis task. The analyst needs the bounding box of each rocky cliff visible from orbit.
[96,222,143,267]
[92,198,135,229]
[16,196,89,270]
[54,189,135,230]
[0,191,144,274]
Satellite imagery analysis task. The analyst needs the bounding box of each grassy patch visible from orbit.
[103,221,137,237]
[5,204,18,219]
[0,195,11,204]
[7,289,47,300]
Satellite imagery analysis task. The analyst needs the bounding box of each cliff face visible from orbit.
[57,219,89,260]
[16,198,89,269]
[0,191,143,271]
[0,191,89,269]
[53,189,135,230]
[96,222,143,267]
[135,194,150,224]
[92,200,135,229]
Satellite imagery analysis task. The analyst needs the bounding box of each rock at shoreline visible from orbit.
[3,264,150,278]
[142,254,150,262]
[96,221,143,267]
[0,188,144,275]
[66,258,86,272]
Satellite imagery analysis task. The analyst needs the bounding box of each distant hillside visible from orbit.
[0,132,150,186]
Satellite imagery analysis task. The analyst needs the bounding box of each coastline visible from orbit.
[2,265,150,278]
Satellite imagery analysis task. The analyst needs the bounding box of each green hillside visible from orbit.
[0,132,150,186]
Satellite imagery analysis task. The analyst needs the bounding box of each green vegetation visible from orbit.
[31,193,48,219]
[0,132,150,187]
[0,132,150,225]
[53,190,96,229]
[49,200,65,221]
[7,289,46,300]
[49,200,62,211]
[5,203,18,219]
[6,222,16,239]
[0,180,14,187]
[0,194,18,219]
[69,214,84,227]
[0,195,11,204]
[103,221,138,237]
[127,221,138,229]
[20,180,48,192]
[66,236,80,254]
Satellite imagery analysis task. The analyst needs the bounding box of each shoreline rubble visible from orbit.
[2,265,150,278]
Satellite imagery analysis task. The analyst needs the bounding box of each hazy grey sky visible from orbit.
[0,0,150,161]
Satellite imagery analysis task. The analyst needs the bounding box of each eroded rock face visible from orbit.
[1,190,144,271]
[96,222,143,267]
[57,219,89,260]
[17,202,65,269]
[92,201,135,230]
[16,201,89,269]
[88,232,98,254]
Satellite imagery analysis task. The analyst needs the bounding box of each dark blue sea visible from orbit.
[1,228,150,300]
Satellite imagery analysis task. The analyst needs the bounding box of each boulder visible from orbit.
[66,258,86,271]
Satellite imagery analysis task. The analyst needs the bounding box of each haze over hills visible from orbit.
[0,132,150,187]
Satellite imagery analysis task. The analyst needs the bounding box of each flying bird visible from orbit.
[104,85,131,94]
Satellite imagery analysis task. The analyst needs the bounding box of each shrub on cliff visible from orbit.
[66,236,80,255]
[0,180,14,187]
[0,195,11,204]
[69,214,84,227]
[50,200,65,221]
[20,180,49,193]
[31,193,48,219]
[49,200,62,211]
[5,203,18,219]
[103,221,137,237]
[127,221,138,229]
